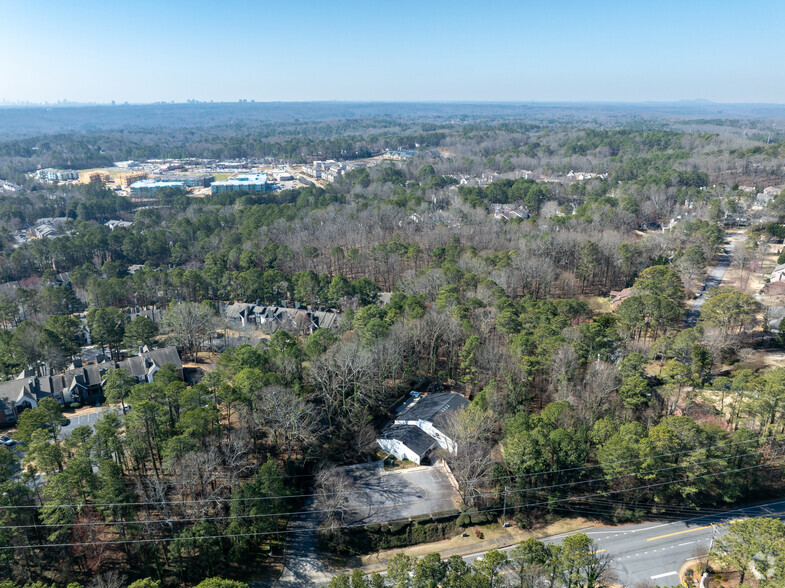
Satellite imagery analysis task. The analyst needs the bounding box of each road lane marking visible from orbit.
[678,541,696,546]
[647,525,712,541]
[651,571,678,580]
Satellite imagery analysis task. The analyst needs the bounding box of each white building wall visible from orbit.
[377,437,424,464]
[419,421,457,453]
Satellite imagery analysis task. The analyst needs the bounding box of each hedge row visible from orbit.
[318,510,471,555]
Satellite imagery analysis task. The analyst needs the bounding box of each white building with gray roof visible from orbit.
[377,393,469,464]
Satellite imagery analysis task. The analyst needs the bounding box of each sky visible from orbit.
[1,0,784,104]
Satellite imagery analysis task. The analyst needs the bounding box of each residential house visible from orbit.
[770,264,785,284]
[610,287,634,311]
[0,346,183,425]
[223,302,339,333]
[0,377,39,425]
[118,346,183,382]
[105,220,133,230]
[125,306,165,326]
[377,425,438,465]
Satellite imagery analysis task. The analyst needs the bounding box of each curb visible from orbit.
[350,523,598,574]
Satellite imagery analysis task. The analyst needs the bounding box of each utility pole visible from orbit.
[502,486,509,527]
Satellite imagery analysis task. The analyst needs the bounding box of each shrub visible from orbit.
[319,513,460,555]
[434,509,461,521]
[388,520,407,533]
[470,512,493,525]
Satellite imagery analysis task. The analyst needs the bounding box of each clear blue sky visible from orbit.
[1,0,783,104]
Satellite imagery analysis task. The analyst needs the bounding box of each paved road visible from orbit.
[686,233,746,327]
[460,498,785,586]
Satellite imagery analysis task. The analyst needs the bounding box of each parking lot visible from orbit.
[342,462,460,525]
[59,407,117,439]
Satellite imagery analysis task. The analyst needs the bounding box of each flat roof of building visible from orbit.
[211,173,267,187]
[130,180,185,189]
[155,173,214,180]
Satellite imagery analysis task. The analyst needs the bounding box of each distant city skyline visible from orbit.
[2,0,784,104]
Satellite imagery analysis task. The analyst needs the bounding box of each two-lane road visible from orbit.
[686,232,746,327]
[461,498,785,586]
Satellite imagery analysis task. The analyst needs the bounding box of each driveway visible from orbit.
[271,462,460,587]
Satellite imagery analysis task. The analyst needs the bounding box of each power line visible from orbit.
[1,457,782,539]
[68,416,785,492]
[3,460,785,551]
[494,430,784,483]
[144,425,775,486]
[1,442,774,512]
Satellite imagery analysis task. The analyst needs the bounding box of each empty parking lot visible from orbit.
[342,462,460,525]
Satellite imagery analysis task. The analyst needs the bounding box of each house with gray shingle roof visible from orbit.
[0,346,183,426]
[377,393,469,465]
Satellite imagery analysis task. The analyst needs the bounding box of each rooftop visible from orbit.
[379,424,437,458]
[211,173,267,186]
[130,180,185,189]
[396,393,469,426]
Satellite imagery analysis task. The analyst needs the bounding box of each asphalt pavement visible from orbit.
[685,233,746,327]
[342,462,459,525]
[273,462,460,587]
[59,408,115,439]
[460,498,785,586]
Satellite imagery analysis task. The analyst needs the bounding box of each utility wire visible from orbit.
[1,457,783,543]
[4,464,785,551]
[1,443,775,511]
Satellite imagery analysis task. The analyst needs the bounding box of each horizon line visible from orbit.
[3,98,785,109]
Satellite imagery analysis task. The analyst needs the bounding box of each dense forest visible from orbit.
[2,106,785,586]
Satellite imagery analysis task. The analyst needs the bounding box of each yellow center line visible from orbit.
[647,525,712,541]
[647,508,785,541]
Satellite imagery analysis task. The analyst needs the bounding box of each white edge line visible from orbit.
[651,571,678,580]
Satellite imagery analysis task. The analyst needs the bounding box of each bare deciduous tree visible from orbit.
[440,404,495,506]
[255,385,319,462]
[314,465,355,529]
